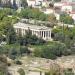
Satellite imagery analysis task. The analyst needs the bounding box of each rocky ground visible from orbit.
[55,55,75,73]
[7,55,75,75]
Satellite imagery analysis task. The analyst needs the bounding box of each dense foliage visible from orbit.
[0,8,19,44]
[33,41,70,59]
[60,13,74,24]
[18,68,25,75]
[53,27,75,44]
[0,44,30,60]
[19,8,48,21]
[19,8,57,23]
[52,26,75,55]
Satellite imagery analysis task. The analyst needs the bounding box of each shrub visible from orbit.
[18,68,25,75]
[15,60,22,65]
[33,42,70,59]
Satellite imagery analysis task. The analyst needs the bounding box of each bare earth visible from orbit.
[7,55,75,75]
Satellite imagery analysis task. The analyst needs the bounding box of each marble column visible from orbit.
[31,30,33,35]
[48,31,51,39]
[45,31,46,38]
[36,31,38,36]
[48,31,49,38]
[24,29,26,35]
[15,29,17,33]
[44,31,45,38]
[50,31,51,39]
[40,31,42,37]
[43,31,44,38]
[22,29,24,36]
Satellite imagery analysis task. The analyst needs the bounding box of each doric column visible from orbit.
[42,72,45,75]
[37,31,39,37]
[17,28,19,34]
[50,31,51,39]
[24,29,26,35]
[33,30,35,35]
[44,31,46,38]
[34,31,35,35]
[22,29,24,36]
[15,29,17,33]
[39,31,41,37]
[43,31,44,38]
[35,31,37,36]
[48,30,51,39]
[41,31,43,38]
[48,31,49,38]
[33,31,34,35]
[32,30,33,35]
[23,29,25,35]
[40,31,42,37]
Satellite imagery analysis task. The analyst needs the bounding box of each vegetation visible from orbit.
[63,68,74,75]
[19,8,48,21]
[52,26,75,54]
[0,56,7,75]
[18,68,25,75]
[0,44,30,60]
[15,60,22,65]
[0,8,46,60]
[0,3,75,75]
[60,13,74,24]
[45,71,60,75]
[0,8,74,61]
[33,41,70,60]
[0,8,19,44]
[45,68,74,75]
[17,29,46,46]
[19,8,57,24]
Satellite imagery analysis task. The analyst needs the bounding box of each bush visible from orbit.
[60,13,74,24]
[7,63,11,66]
[63,68,74,75]
[33,42,70,59]
[15,60,22,65]
[18,68,25,75]
[20,46,31,55]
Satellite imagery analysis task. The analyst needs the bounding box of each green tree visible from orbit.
[52,27,75,49]
[60,13,74,24]
[6,25,16,44]
[18,68,25,75]
[9,47,17,60]
[19,8,48,21]
[20,46,30,55]
[39,13,48,21]
[47,14,57,26]
[0,17,17,44]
